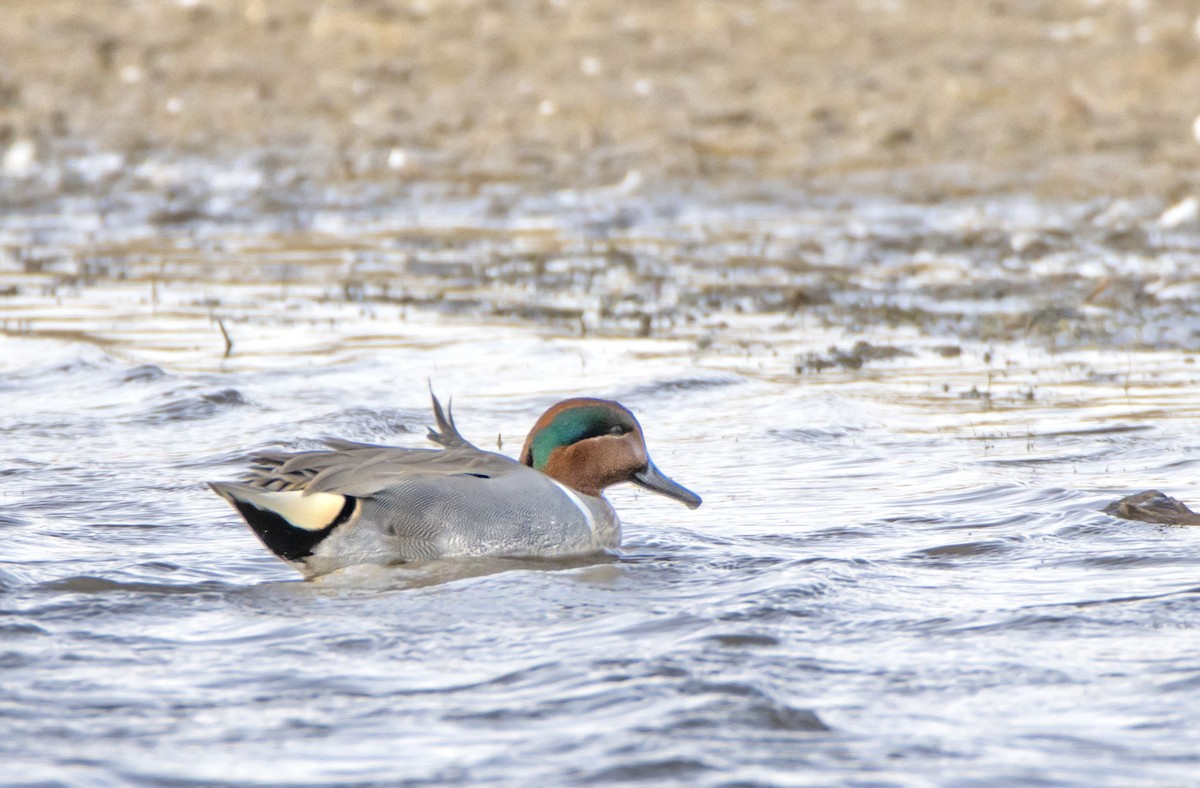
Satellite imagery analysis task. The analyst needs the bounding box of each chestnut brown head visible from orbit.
[519,398,701,508]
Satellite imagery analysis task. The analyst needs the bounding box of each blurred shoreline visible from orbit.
[2,0,1199,205]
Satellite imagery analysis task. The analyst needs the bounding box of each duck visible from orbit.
[210,393,702,577]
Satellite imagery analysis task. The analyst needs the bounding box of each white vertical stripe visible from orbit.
[550,480,596,532]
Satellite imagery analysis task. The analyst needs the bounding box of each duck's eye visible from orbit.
[609,425,627,436]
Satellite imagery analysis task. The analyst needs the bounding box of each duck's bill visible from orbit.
[632,462,702,509]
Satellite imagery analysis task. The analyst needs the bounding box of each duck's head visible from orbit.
[518,398,702,508]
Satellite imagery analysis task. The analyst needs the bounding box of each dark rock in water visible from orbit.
[1103,491,1200,526]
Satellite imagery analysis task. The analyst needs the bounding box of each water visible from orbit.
[3,186,1200,785]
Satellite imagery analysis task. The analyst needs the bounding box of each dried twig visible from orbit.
[216,317,234,357]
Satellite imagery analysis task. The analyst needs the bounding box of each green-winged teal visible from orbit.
[210,394,701,577]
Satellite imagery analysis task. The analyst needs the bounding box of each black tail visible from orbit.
[209,482,356,562]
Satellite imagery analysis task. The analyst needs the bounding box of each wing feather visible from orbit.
[242,445,516,497]
[231,391,508,497]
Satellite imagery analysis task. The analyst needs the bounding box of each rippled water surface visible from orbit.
[3,187,1200,785]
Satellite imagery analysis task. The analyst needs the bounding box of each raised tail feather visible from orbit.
[426,389,473,449]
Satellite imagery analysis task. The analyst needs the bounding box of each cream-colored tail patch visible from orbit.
[224,487,348,531]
